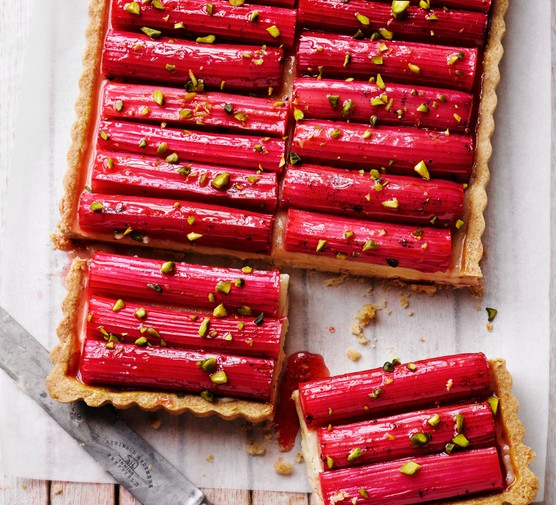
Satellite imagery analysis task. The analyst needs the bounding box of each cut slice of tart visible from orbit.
[47,251,289,422]
[293,353,538,505]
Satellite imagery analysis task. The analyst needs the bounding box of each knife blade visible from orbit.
[0,306,213,505]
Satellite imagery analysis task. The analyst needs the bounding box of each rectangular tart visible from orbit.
[293,353,538,505]
[54,0,508,288]
[47,251,289,422]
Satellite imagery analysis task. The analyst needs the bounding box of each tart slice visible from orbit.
[293,353,538,505]
[47,252,289,422]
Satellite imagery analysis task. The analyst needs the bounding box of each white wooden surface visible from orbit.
[0,0,553,504]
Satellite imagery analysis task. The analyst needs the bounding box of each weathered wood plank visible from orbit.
[252,490,309,505]
[0,475,48,505]
[50,481,116,505]
[119,486,141,505]
[203,488,251,505]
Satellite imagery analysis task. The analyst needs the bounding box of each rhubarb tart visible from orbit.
[55,0,507,287]
[47,251,289,421]
[293,353,538,505]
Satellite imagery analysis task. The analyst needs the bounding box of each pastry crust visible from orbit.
[46,258,290,423]
[293,357,539,505]
[52,0,510,289]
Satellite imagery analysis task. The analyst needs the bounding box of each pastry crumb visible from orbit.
[399,297,410,309]
[475,305,482,312]
[346,348,362,361]
[150,417,161,430]
[245,443,266,456]
[330,492,349,505]
[486,323,493,332]
[324,273,349,287]
[407,311,414,317]
[53,486,63,495]
[356,304,378,325]
[419,337,426,342]
[295,452,304,464]
[385,309,392,316]
[407,283,437,296]
[446,379,454,391]
[206,454,214,463]
[274,457,294,475]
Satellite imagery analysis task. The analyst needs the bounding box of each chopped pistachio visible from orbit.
[419,0,431,8]
[238,305,252,316]
[428,414,441,427]
[371,56,384,65]
[455,414,465,433]
[452,433,470,447]
[174,22,186,30]
[381,198,399,209]
[445,442,456,454]
[112,299,125,312]
[326,456,335,469]
[347,447,363,461]
[486,307,497,322]
[408,63,421,74]
[410,432,430,447]
[487,396,499,415]
[353,29,364,39]
[376,73,386,90]
[147,283,163,293]
[234,278,244,288]
[407,362,417,372]
[328,95,339,108]
[343,53,351,67]
[294,108,305,121]
[355,12,370,25]
[414,160,430,180]
[152,0,164,9]
[114,100,124,112]
[399,461,421,475]
[200,390,214,402]
[368,387,383,399]
[370,115,378,127]
[159,261,175,274]
[254,313,265,326]
[330,128,342,139]
[392,0,410,18]
[135,336,148,346]
[453,113,462,123]
[267,25,280,38]
[316,239,327,252]
[187,232,203,241]
[362,239,378,252]
[216,281,232,294]
[106,342,115,350]
[196,34,216,44]
[210,370,228,384]
[242,266,253,274]
[208,292,216,303]
[211,172,231,190]
[198,317,211,337]
[106,157,115,169]
[342,100,355,118]
[212,304,227,318]
[165,153,179,164]
[379,28,393,40]
[153,89,164,106]
[140,26,162,39]
[234,111,248,122]
[359,489,369,499]
[206,2,214,14]
[140,106,150,116]
[199,357,217,372]
[146,327,160,339]
[273,101,285,107]
[249,11,260,22]
[237,321,245,331]
[157,142,168,154]
[139,138,148,148]
[289,152,301,165]
[90,201,104,212]
[417,103,430,113]
[455,219,465,230]
[134,307,147,320]
[125,2,141,15]
[362,130,372,140]
[99,130,110,141]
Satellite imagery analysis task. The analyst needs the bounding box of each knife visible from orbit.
[0,306,213,505]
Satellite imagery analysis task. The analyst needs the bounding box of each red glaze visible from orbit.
[79,339,274,401]
[97,119,286,173]
[297,33,478,92]
[298,0,488,48]
[284,209,453,273]
[87,252,283,317]
[102,30,283,92]
[87,296,285,360]
[293,78,473,132]
[318,402,496,469]
[319,448,503,505]
[281,164,464,226]
[297,353,491,427]
[78,192,274,254]
[101,81,289,137]
[292,120,474,181]
[111,0,297,48]
[274,352,330,451]
[92,151,278,213]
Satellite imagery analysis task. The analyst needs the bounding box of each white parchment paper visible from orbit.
[0,0,550,500]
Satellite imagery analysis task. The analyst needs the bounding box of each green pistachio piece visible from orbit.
[114,100,124,112]
[266,25,280,38]
[90,201,104,212]
[417,103,429,113]
[147,283,163,293]
[213,303,228,318]
[141,26,162,39]
[206,2,214,15]
[289,152,301,165]
[159,261,175,274]
[249,11,260,22]
[211,172,231,190]
[408,63,421,74]
[234,111,248,122]
[210,370,228,384]
[234,279,244,288]
[427,414,441,427]
[379,28,393,40]
[399,461,421,475]
[371,56,384,65]
[343,53,351,67]
[410,432,430,447]
[200,390,214,402]
[326,456,335,469]
[187,232,203,241]
[359,489,369,499]
[347,448,363,461]
[362,130,372,139]
[216,281,232,294]
[454,113,462,123]
[153,89,164,106]
[238,306,252,316]
[328,95,339,108]
[134,307,147,320]
[174,22,185,29]
[355,13,370,25]
[455,414,465,433]
[316,239,327,252]
[112,299,125,312]
[200,357,217,372]
[157,142,168,154]
[362,239,378,252]
[376,73,386,90]
[381,198,399,209]
[294,109,305,121]
[368,387,383,399]
[455,219,465,230]
[414,160,430,180]
[342,100,355,118]
[254,313,264,325]
[139,138,148,148]
[196,35,216,44]
[99,130,110,141]
[198,317,211,336]
[486,307,498,322]
[152,0,164,9]
[392,0,410,18]
[125,2,141,15]
[135,336,148,346]
[407,362,417,372]
[242,266,253,274]
[166,153,179,163]
[487,396,499,415]
[452,433,470,447]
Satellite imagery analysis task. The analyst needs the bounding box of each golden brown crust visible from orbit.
[53,0,107,247]
[294,357,539,505]
[46,258,289,423]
